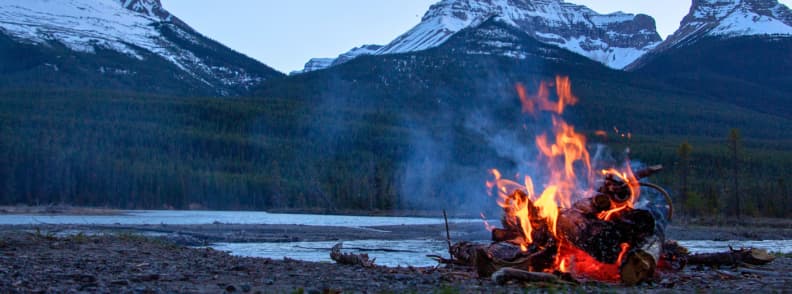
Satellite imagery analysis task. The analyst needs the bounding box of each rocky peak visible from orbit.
[664,0,792,48]
[119,0,191,29]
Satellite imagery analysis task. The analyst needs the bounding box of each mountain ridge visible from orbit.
[296,0,662,73]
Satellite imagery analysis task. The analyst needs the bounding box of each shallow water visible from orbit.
[214,239,792,267]
[0,210,475,227]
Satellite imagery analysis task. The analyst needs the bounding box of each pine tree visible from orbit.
[728,129,741,219]
[677,142,692,215]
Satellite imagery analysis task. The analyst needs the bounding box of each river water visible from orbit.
[2,211,790,267]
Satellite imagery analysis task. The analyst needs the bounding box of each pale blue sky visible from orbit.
[163,0,792,73]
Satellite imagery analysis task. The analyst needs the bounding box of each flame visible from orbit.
[486,76,640,281]
[515,76,578,115]
[597,168,641,221]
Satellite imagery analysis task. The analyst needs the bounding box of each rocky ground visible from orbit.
[0,231,790,293]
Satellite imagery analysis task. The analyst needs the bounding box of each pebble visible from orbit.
[240,284,252,292]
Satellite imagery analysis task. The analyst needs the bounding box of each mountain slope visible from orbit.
[0,0,283,95]
[297,0,661,73]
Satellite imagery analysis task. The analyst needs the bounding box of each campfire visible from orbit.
[471,75,670,285]
[423,76,774,286]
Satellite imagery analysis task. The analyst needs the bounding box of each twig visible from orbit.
[443,209,452,257]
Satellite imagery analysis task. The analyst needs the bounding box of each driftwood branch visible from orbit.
[330,243,376,268]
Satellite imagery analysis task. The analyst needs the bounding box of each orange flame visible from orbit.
[486,76,640,281]
[515,76,578,115]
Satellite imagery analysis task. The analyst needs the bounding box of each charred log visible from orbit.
[571,193,611,215]
[598,174,632,203]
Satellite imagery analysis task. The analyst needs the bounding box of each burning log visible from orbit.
[330,243,375,268]
[491,228,522,243]
[571,193,611,215]
[687,248,775,267]
[556,207,655,264]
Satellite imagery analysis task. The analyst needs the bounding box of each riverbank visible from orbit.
[1,232,789,293]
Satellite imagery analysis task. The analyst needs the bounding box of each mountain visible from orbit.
[653,0,792,52]
[296,0,662,73]
[0,0,283,95]
[627,0,792,118]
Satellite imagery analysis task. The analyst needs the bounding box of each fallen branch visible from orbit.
[687,248,775,267]
[330,243,376,268]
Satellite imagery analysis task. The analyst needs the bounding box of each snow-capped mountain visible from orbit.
[0,0,282,95]
[659,0,792,50]
[626,0,792,70]
[297,0,662,73]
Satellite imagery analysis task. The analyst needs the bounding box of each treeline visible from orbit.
[627,135,791,219]
[0,89,789,218]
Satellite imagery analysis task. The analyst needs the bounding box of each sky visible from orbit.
[163,0,792,73]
